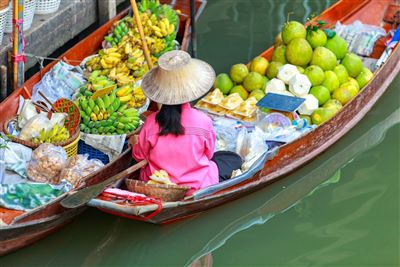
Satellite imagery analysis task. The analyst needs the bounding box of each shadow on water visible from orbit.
[1,0,399,266]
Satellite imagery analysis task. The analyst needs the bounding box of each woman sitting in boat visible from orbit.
[128,50,242,195]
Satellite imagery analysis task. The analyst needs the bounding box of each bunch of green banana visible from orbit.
[104,20,129,47]
[32,124,70,144]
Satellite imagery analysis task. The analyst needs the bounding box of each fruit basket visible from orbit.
[125,179,190,202]
[5,0,36,33]
[35,0,61,15]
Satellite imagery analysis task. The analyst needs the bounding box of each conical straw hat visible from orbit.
[141,50,216,105]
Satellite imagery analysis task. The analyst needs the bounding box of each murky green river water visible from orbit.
[2,0,399,266]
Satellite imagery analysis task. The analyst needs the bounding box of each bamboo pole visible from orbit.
[17,0,24,87]
[129,0,153,70]
[12,0,19,90]
[190,0,197,58]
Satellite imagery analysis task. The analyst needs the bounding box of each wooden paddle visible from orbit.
[61,159,148,209]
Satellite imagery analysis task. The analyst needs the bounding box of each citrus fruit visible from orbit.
[348,77,360,91]
[332,86,353,105]
[230,85,249,100]
[261,76,269,90]
[306,29,327,48]
[340,82,359,97]
[323,99,342,113]
[311,107,336,125]
[310,85,331,106]
[297,66,305,73]
[341,53,363,77]
[230,64,249,83]
[286,38,313,66]
[243,72,264,92]
[250,56,269,75]
[322,70,339,93]
[214,73,233,94]
[324,35,348,59]
[272,45,287,64]
[266,62,283,79]
[310,46,337,71]
[282,21,306,44]
[333,64,349,84]
[249,89,265,101]
[356,67,373,89]
[304,65,325,86]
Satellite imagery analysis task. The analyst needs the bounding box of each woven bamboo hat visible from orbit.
[141,50,216,105]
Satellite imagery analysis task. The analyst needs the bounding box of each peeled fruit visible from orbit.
[230,85,249,100]
[298,94,319,115]
[332,86,353,105]
[214,73,233,94]
[310,85,331,106]
[322,71,340,93]
[265,78,286,94]
[249,89,266,101]
[333,64,349,85]
[306,29,327,48]
[250,56,269,75]
[341,53,363,78]
[288,73,312,97]
[243,72,264,92]
[310,47,337,71]
[286,38,313,66]
[356,67,373,89]
[266,62,283,79]
[323,99,342,113]
[311,108,336,125]
[277,64,299,84]
[282,21,306,44]
[324,35,348,59]
[230,64,249,83]
[304,65,325,86]
[272,45,287,64]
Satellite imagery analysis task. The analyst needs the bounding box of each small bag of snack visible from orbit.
[60,154,104,187]
[26,144,68,184]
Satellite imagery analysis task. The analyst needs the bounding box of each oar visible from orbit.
[61,159,148,209]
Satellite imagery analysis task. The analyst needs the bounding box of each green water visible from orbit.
[2,0,399,266]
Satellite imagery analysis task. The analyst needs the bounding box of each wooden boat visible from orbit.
[87,0,400,223]
[0,0,206,256]
[2,102,397,264]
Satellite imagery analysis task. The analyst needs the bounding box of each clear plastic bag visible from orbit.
[236,126,268,163]
[18,99,39,128]
[213,117,242,152]
[19,113,52,141]
[32,61,86,105]
[0,136,6,183]
[26,144,68,184]
[335,20,386,56]
[60,154,104,187]
[1,142,32,178]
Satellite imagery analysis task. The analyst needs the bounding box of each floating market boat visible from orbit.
[0,0,206,255]
[86,0,400,223]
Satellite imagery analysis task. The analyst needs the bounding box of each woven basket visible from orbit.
[63,132,79,158]
[3,118,80,149]
[0,0,9,10]
[5,0,36,33]
[0,5,8,45]
[35,0,61,15]
[125,179,190,202]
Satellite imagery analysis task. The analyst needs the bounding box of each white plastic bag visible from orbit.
[19,113,52,141]
[18,99,39,128]
[213,117,242,152]
[1,142,32,178]
[236,127,268,163]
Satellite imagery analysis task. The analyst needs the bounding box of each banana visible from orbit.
[154,30,163,38]
[116,85,133,97]
[100,59,113,69]
[119,94,133,103]
[159,21,168,36]
[168,23,175,34]
[90,113,98,122]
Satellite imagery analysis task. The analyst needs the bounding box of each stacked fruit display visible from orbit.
[85,0,179,86]
[32,124,70,145]
[78,91,140,135]
[213,18,374,126]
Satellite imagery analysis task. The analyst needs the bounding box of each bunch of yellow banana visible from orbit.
[152,18,175,38]
[128,86,147,108]
[32,124,70,144]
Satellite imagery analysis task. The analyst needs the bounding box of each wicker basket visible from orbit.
[63,131,79,158]
[5,0,36,33]
[0,5,8,45]
[0,0,9,10]
[35,0,61,15]
[125,179,190,202]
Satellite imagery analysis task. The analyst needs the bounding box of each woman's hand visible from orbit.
[128,134,139,148]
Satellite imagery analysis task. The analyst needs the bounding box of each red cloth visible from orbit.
[133,103,218,195]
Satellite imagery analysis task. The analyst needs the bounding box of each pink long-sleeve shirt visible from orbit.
[132,103,219,195]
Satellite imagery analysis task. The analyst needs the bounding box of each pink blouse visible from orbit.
[132,103,219,195]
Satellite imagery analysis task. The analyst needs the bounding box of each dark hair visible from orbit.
[156,104,184,136]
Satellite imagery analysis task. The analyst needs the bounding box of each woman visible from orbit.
[129,50,242,195]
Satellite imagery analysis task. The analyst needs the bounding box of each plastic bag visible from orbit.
[19,113,52,141]
[1,142,32,178]
[236,126,268,163]
[32,61,86,105]
[26,144,68,184]
[18,99,39,128]
[335,20,386,56]
[60,154,104,187]
[213,117,242,152]
[0,136,6,183]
